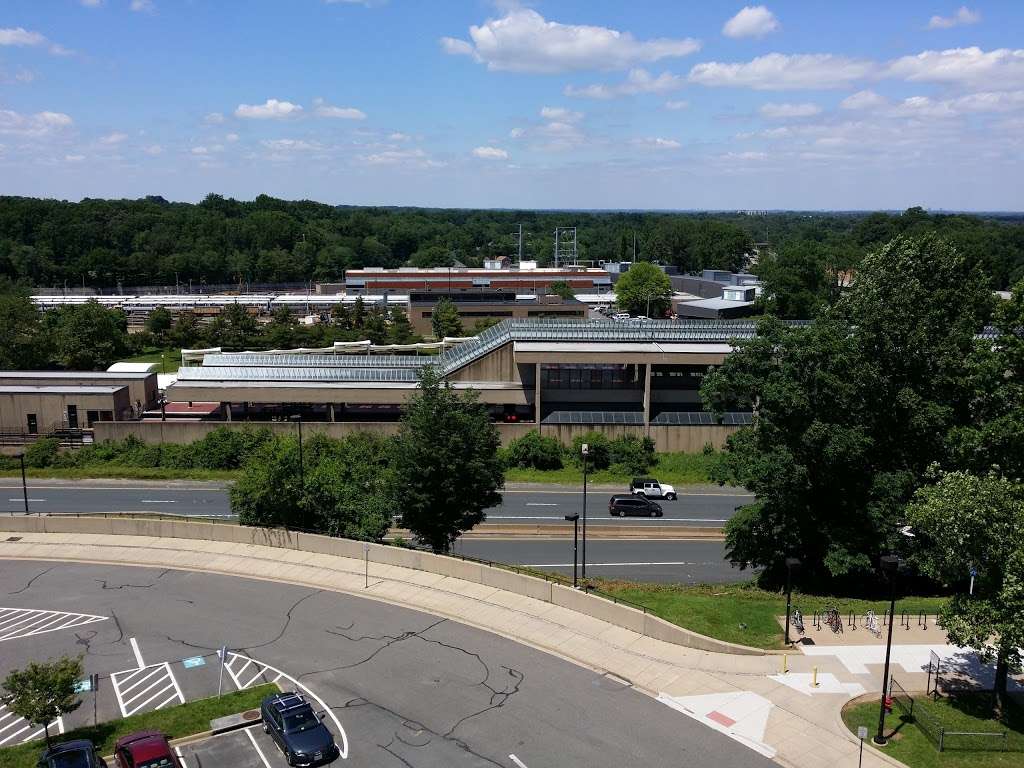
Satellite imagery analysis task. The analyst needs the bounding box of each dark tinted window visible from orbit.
[48,751,92,768]
[283,708,318,733]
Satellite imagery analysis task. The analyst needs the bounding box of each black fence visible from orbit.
[889,676,1010,752]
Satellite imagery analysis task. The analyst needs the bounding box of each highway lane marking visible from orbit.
[522,561,705,567]
[525,502,558,506]
[245,727,274,768]
[7,498,45,502]
[0,608,108,642]
[509,755,530,768]
[224,651,349,760]
[486,515,727,522]
[130,636,146,668]
[141,499,177,503]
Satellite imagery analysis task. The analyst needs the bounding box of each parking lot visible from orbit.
[177,726,299,768]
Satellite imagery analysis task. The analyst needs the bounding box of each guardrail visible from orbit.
[890,677,1012,752]
[0,512,766,656]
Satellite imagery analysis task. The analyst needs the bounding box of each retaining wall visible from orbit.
[0,515,763,656]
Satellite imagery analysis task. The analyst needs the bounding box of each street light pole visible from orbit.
[565,513,579,588]
[784,557,801,645]
[290,414,304,490]
[874,555,901,746]
[581,444,589,580]
[18,454,28,514]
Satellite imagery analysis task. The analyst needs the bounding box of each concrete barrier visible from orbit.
[0,515,764,656]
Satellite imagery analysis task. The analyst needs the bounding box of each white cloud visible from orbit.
[665,99,689,110]
[565,68,684,99]
[359,147,445,168]
[472,146,509,159]
[204,112,225,125]
[840,89,888,110]
[99,131,128,145]
[540,106,582,122]
[388,132,411,141]
[191,146,209,155]
[509,127,525,139]
[441,9,700,74]
[759,102,821,118]
[143,144,163,156]
[720,150,768,161]
[225,132,240,142]
[235,99,303,119]
[632,137,681,149]
[0,108,73,136]
[190,144,224,156]
[884,47,1024,90]
[0,27,72,56]
[64,154,86,162]
[312,99,366,120]
[927,6,981,30]
[130,0,155,12]
[80,0,103,6]
[722,6,780,39]
[689,53,875,90]
[261,138,323,151]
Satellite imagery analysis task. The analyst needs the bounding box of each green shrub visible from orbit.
[23,438,60,468]
[570,431,611,469]
[189,426,274,470]
[608,435,656,474]
[502,430,564,470]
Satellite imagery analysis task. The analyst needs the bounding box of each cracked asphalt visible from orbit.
[0,560,775,768]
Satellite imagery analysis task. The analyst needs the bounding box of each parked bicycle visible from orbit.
[791,608,805,637]
[864,609,881,638]
[824,607,843,634]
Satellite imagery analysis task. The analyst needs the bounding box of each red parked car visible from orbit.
[112,731,180,768]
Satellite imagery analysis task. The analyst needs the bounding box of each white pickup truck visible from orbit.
[630,477,677,501]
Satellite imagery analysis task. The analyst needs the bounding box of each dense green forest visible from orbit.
[2,194,1021,292]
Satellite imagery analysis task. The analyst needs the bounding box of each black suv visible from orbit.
[37,740,107,768]
[608,495,663,517]
[260,692,339,766]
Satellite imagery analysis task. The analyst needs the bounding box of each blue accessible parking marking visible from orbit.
[183,656,206,669]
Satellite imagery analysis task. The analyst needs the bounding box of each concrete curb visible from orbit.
[834,695,912,768]
[0,515,764,656]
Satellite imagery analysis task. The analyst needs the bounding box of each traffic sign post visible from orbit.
[857,726,868,767]
[364,542,370,589]
[217,645,227,697]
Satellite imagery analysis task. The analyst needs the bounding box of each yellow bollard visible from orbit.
[782,654,788,674]
[812,666,820,688]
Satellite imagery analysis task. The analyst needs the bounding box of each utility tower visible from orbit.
[516,224,524,262]
[553,226,577,267]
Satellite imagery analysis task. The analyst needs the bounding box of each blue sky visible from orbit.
[1,1,1022,210]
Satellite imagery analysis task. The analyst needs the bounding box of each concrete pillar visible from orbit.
[534,363,542,429]
[643,364,652,435]
[225,403,232,422]
[329,403,336,422]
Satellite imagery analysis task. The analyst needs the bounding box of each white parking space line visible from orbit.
[509,755,529,768]
[141,499,176,503]
[245,726,274,768]
[0,607,108,642]
[111,662,185,717]
[130,636,145,668]
[173,746,190,768]
[225,651,349,760]
[0,706,62,746]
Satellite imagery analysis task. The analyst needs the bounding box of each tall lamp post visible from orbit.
[15,453,28,514]
[784,557,801,645]
[873,555,901,746]
[289,414,304,490]
[580,443,589,580]
[564,513,580,588]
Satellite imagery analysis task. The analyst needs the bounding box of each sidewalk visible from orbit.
[0,531,903,768]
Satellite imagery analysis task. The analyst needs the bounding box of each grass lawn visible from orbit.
[122,347,183,373]
[594,581,949,649]
[0,683,276,768]
[842,693,1024,768]
[504,451,719,486]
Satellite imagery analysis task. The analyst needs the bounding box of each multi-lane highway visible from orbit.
[0,480,751,526]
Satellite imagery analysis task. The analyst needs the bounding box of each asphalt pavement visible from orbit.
[0,560,774,768]
[454,538,748,584]
[0,480,751,527]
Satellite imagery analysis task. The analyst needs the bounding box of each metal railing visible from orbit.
[889,676,1011,752]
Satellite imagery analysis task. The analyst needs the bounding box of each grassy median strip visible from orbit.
[594,581,949,649]
[0,683,276,768]
[842,694,1024,768]
[504,451,719,486]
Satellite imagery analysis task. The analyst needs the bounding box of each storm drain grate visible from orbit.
[5,537,22,542]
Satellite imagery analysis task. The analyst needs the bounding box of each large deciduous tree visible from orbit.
[905,472,1024,715]
[430,296,463,339]
[702,234,993,582]
[614,261,672,317]
[42,300,130,370]
[0,288,45,369]
[392,366,503,552]
[1,655,83,746]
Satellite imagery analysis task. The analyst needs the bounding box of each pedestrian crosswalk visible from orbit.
[0,607,108,642]
[0,705,63,747]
